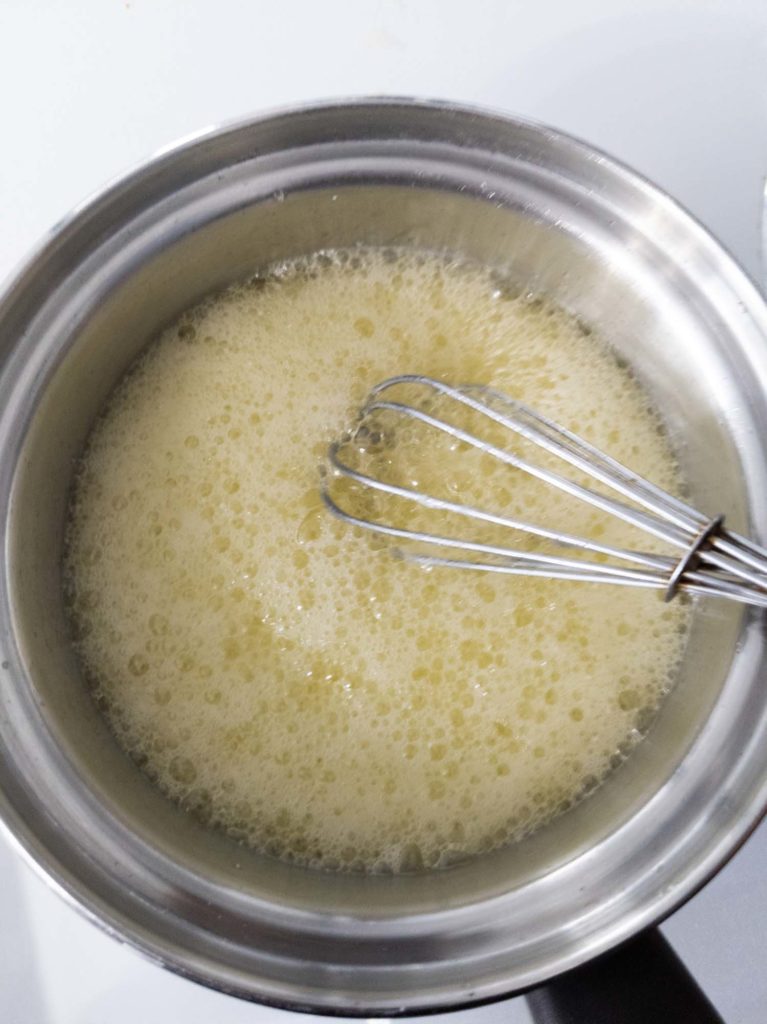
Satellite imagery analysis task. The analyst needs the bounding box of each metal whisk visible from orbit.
[321,375,767,608]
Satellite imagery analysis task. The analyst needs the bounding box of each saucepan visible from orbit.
[1,100,766,1022]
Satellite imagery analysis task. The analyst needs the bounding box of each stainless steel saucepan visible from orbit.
[1,100,766,1021]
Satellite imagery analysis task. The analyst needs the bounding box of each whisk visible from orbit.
[321,374,767,608]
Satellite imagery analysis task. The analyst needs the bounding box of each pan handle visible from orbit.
[525,926,725,1024]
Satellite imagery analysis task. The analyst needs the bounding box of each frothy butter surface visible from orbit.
[65,249,689,872]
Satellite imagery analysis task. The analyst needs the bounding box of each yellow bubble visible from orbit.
[128,654,149,677]
[354,316,375,337]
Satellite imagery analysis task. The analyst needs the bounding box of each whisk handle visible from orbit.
[525,927,724,1024]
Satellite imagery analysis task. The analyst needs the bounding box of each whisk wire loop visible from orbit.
[323,375,767,609]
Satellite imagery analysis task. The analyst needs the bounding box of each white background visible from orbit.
[1,2,766,1022]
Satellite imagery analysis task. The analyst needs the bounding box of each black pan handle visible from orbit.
[525,926,725,1024]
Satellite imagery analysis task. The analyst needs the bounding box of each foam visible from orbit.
[64,249,690,872]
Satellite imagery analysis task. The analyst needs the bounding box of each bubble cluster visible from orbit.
[64,248,690,873]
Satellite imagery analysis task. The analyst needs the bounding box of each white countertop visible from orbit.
[2,2,767,1022]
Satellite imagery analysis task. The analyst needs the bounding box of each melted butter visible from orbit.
[65,249,690,872]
